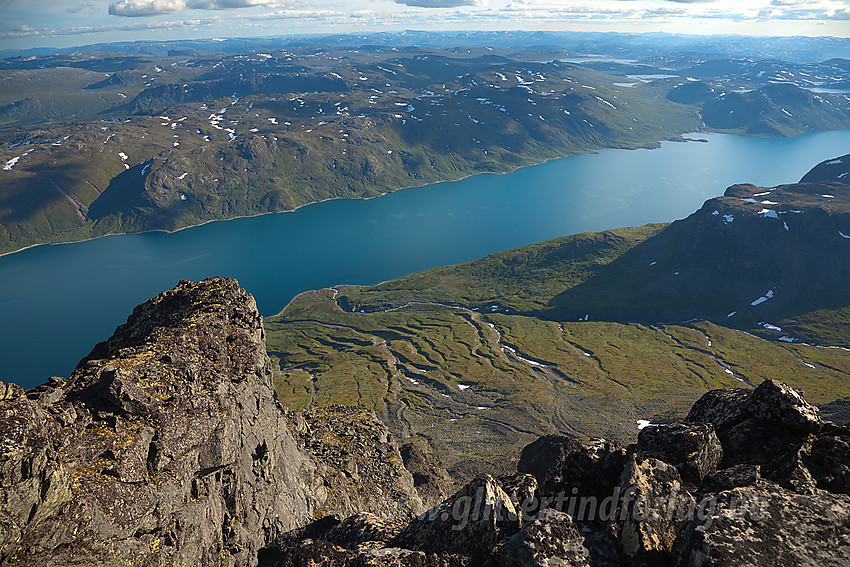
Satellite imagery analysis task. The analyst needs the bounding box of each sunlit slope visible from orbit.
[267,160,850,475]
[0,48,699,254]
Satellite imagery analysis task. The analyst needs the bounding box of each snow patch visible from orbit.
[759,209,778,219]
[3,156,20,170]
[636,420,655,430]
[750,290,774,306]
[839,231,850,239]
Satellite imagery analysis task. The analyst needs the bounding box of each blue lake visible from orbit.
[2,129,849,388]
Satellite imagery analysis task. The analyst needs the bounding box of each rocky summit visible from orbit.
[0,278,420,567]
[2,277,850,566]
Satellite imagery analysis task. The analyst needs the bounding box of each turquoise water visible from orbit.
[2,129,849,387]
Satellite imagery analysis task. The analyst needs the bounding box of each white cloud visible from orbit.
[108,0,294,17]
[108,0,187,17]
[395,0,488,7]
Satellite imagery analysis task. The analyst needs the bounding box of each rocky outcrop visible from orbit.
[502,509,591,567]
[618,455,695,566]
[284,406,423,522]
[399,440,453,508]
[391,475,521,562]
[673,483,850,566]
[686,379,850,495]
[0,278,421,567]
[635,423,722,486]
[3,277,849,566]
[265,379,850,566]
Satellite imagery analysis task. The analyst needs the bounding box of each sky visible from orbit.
[1,0,849,52]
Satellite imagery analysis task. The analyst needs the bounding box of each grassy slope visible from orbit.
[266,222,850,476]
[0,52,700,254]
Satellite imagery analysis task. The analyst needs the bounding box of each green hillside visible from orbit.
[266,156,850,477]
[0,47,699,254]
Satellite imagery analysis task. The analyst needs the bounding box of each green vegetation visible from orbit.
[266,177,850,474]
[0,47,703,254]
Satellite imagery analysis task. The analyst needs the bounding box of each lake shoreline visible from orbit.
[4,128,848,388]
[0,133,701,259]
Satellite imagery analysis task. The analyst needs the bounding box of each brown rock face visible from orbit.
[0,278,420,567]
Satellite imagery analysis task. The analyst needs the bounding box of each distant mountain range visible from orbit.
[2,37,849,255]
[266,155,850,480]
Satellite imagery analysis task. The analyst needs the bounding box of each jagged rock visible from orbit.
[805,432,850,495]
[1,278,322,567]
[635,423,722,486]
[392,475,520,562]
[501,508,591,567]
[698,464,761,496]
[540,439,627,502]
[673,483,850,566]
[284,405,423,522]
[0,278,423,567]
[688,380,822,436]
[764,431,850,496]
[618,455,695,567]
[399,439,452,508]
[324,513,405,549]
[686,381,825,471]
[717,417,806,468]
[499,473,539,523]
[745,379,822,433]
[517,435,582,487]
[685,387,751,430]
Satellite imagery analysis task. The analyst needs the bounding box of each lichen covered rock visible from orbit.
[0,278,421,567]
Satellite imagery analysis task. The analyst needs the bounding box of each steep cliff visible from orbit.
[0,277,421,567]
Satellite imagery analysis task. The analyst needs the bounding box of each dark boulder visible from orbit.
[673,484,850,566]
[517,435,582,487]
[392,475,520,562]
[635,422,722,486]
[501,508,591,567]
[541,439,628,502]
[686,387,751,431]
